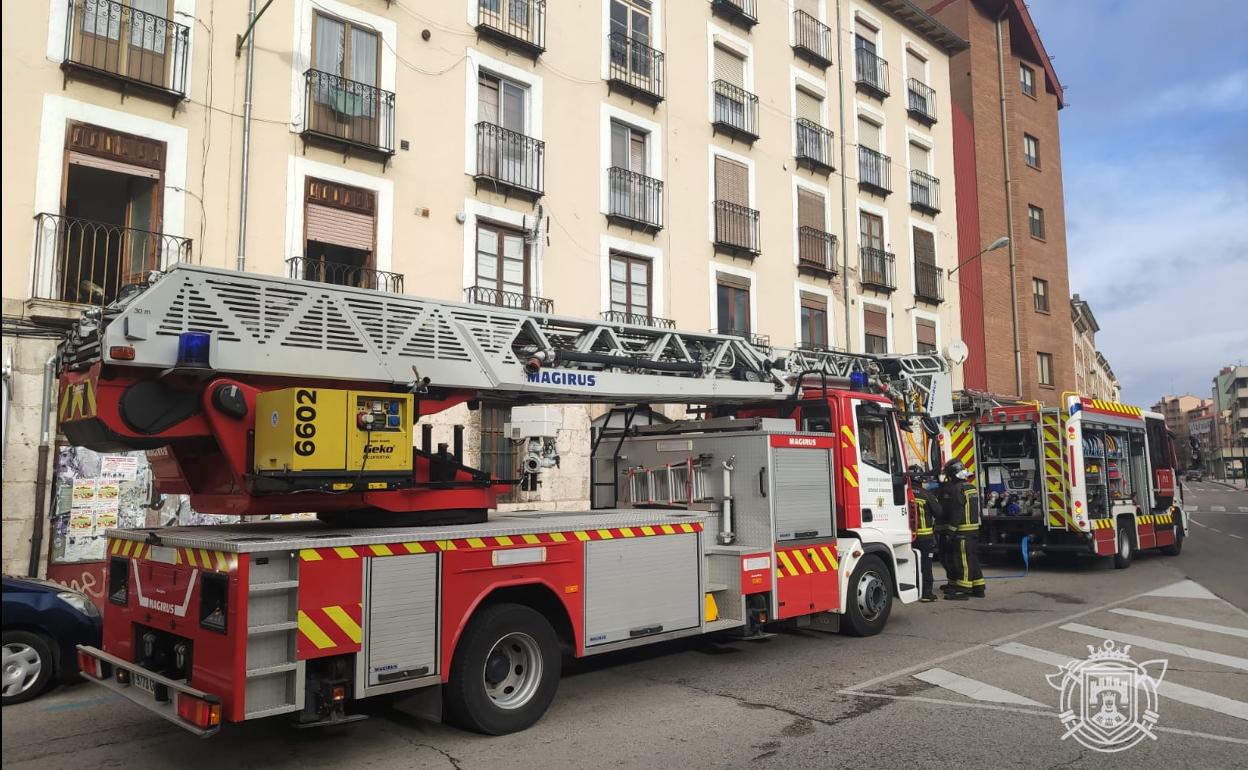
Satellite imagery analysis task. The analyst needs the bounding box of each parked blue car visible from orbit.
[3,575,102,705]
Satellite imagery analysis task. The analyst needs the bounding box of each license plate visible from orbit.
[132,672,156,695]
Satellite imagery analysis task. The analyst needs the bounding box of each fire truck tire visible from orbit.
[445,603,561,735]
[842,555,892,637]
[1160,524,1184,556]
[2,630,55,706]
[1113,525,1134,569]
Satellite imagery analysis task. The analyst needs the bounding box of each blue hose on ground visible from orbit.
[984,534,1031,579]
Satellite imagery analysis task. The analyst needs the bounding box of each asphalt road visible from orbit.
[4,501,1246,770]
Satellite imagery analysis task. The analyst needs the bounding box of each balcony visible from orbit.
[301,70,396,159]
[715,328,771,350]
[711,0,758,30]
[607,33,664,104]
[914,260,944,304]
[858,147,892,196]
[475,0,545,57]
[792,11,832,68]
[797,227,838,278]
[287,256,404,293]
[910,170,941,215]
[31,212,191,306]
[61,0,190,105]
[854,47,889,99]
[601,311,675,329]
[475,122,545,198]
[859,247,896,292]
[795,118,835,175]
[906,79,937,125]
[465,285,554,314]
[712,80,759,143]
[713,201,761,258]
[607,167,664,232]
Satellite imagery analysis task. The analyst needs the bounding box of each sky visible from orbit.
[1024,0,1248,406]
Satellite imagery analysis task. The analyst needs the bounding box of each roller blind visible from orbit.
[916,318,937,346]
[306,205,373,250]
[913,227,936,265]
[858,117,880,150]
[714,156,749,205]
[864,307,887,337]
[797,188,824,230]
[909,142,929,172]
[796,88,822,123]
[713,45,745,88]
[907,50,926,82]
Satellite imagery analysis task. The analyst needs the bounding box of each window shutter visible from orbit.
[305,178,376,251]
[864,307,887,337]
[630,131,647,174]
[797,188,825,230]
[909,142,929,172]
[716,271,750,290]
[913,227,936,265]
[906,50,926,81]
[611,122,629,168]
[478,74,499,125]
[916,318,937,346]
[857,117,880,151]
[713,45,745,88]
[714,156,749,205]
[796,88,822,123]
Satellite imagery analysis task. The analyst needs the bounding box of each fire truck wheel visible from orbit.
[843,554,892,637]
[445,603,561,735]
[2,631,54,706]
[1113,525,1134,569]
[1160,524,1184,556]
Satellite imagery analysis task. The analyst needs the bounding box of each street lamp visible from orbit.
[948,236,1010,277]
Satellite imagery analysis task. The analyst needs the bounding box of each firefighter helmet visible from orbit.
[943,459,970,481]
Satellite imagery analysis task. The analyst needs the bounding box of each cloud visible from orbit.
[1137,69,1248,118]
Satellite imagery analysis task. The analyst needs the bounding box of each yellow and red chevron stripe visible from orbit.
[298,603,363,651]
[775,544,839,579]
[1041,413,1078,531]
[298,522,704,561]
[1091,518,1115,530]
[948,419,976,477]
[1085,399,1143,418]
[109,539,238,572]
[1137,512,1174,526]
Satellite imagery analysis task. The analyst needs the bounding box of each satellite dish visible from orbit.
[947,340,969,365]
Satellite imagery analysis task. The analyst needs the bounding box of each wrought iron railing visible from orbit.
[711,0,758,28]
[465,285,554,314]
[287,256,404,293]
[302,69,396,154]
[906,78,937,124]
[859,146,892,194]
[714,328,770,349]
[63,0,190,99]
[601,311,675,329]
[795,118,835,172]
[607,167,664,230]
[32,213,192,306]
[475,122,545,196]
[914,260,944,304]
[476,0,546,54]
[854,47,889,97]
[712,80,759,140]
[797,227,838,274]
[910,170,941,214]
[607,32,664,102]
[793,11,831,66]
[713,201,761,255]
[859,246,896,291]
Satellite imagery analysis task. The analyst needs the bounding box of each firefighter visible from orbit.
[938,459,985,599]
[908,465,942,602]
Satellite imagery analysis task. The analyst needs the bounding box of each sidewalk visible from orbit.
[1209,478,1247,491]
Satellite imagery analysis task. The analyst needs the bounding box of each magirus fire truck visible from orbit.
[59,265,953,737]
[942,395,1186,566]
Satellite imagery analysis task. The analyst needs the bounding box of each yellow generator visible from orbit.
[253,388,413,491]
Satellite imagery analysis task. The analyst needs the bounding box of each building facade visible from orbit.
[1,0,966,575]
[1070,293,1119,401]
[1211,365,1248,480]
[919,0,1074,404]
[1150,394,1206,470]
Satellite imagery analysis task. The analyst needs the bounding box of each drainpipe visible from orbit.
[28,353,57,578]
[2,347,12,481]
[236,0,259,272]
[995,8,1022,398]
[835,0,852,351]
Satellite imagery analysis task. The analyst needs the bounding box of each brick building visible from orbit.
[919,0,1075,403]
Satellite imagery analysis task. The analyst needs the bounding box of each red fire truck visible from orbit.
[942,395,1187,565]
[60,265,952,736]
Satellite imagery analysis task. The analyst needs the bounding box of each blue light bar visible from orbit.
[849,371,869,390]
[176,332,212,368]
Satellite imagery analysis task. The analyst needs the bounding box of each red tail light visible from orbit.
[176,693,222,729]
[77,650,104,679]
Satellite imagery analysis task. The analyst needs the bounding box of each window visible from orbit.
[1028,205,1045,239]
[610,120,647,174]
[1024,134,1040,168]
[1037,352,1054,386]
[797,187,828,264]
[800,292,828,348]
[908,141,930,174]
[712,45,748,127]
[915,317,937,354]
[479,71,527,132]
[855,402,901,475]
[313,12,379,85]
[480,404,520,501]
[716,273,751,335]
[863,305,888,354]
[1033,277,1049,312]
[609,0,653,79]
[302,178,377,287]
[475,220,529,302]
[610,252,651,318]
[1020,63,1035,97]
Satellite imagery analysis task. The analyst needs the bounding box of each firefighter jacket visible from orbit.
[913,487,941,539]
[938,480,981,533]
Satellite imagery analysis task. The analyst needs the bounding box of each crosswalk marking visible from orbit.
[1108,608,1248,639]
[1211,506,1227,512]
[995,642,1248,721]
[1061,622,1248,672]
[1145,580,1221,600]
[913,668,1046,707]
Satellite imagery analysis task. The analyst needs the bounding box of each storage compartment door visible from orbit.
[772,448,834,540]
[585,533,700,647]
[366,553,438,686]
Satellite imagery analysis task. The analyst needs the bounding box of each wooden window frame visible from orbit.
[474,218,531,300]
[1032,277,1050,313]
[1020,63,1036,97]
[915,317,937,354]
[1028,204,1046,240]
[1037,351,1054,387]
[716,274,751,335]
[1023,133,1040,168]
[312,10,381,85]
[609,251,653,318]
[799,292,828,348]
[863,305,888,354]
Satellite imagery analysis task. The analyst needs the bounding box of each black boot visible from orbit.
[971,587,986,598]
